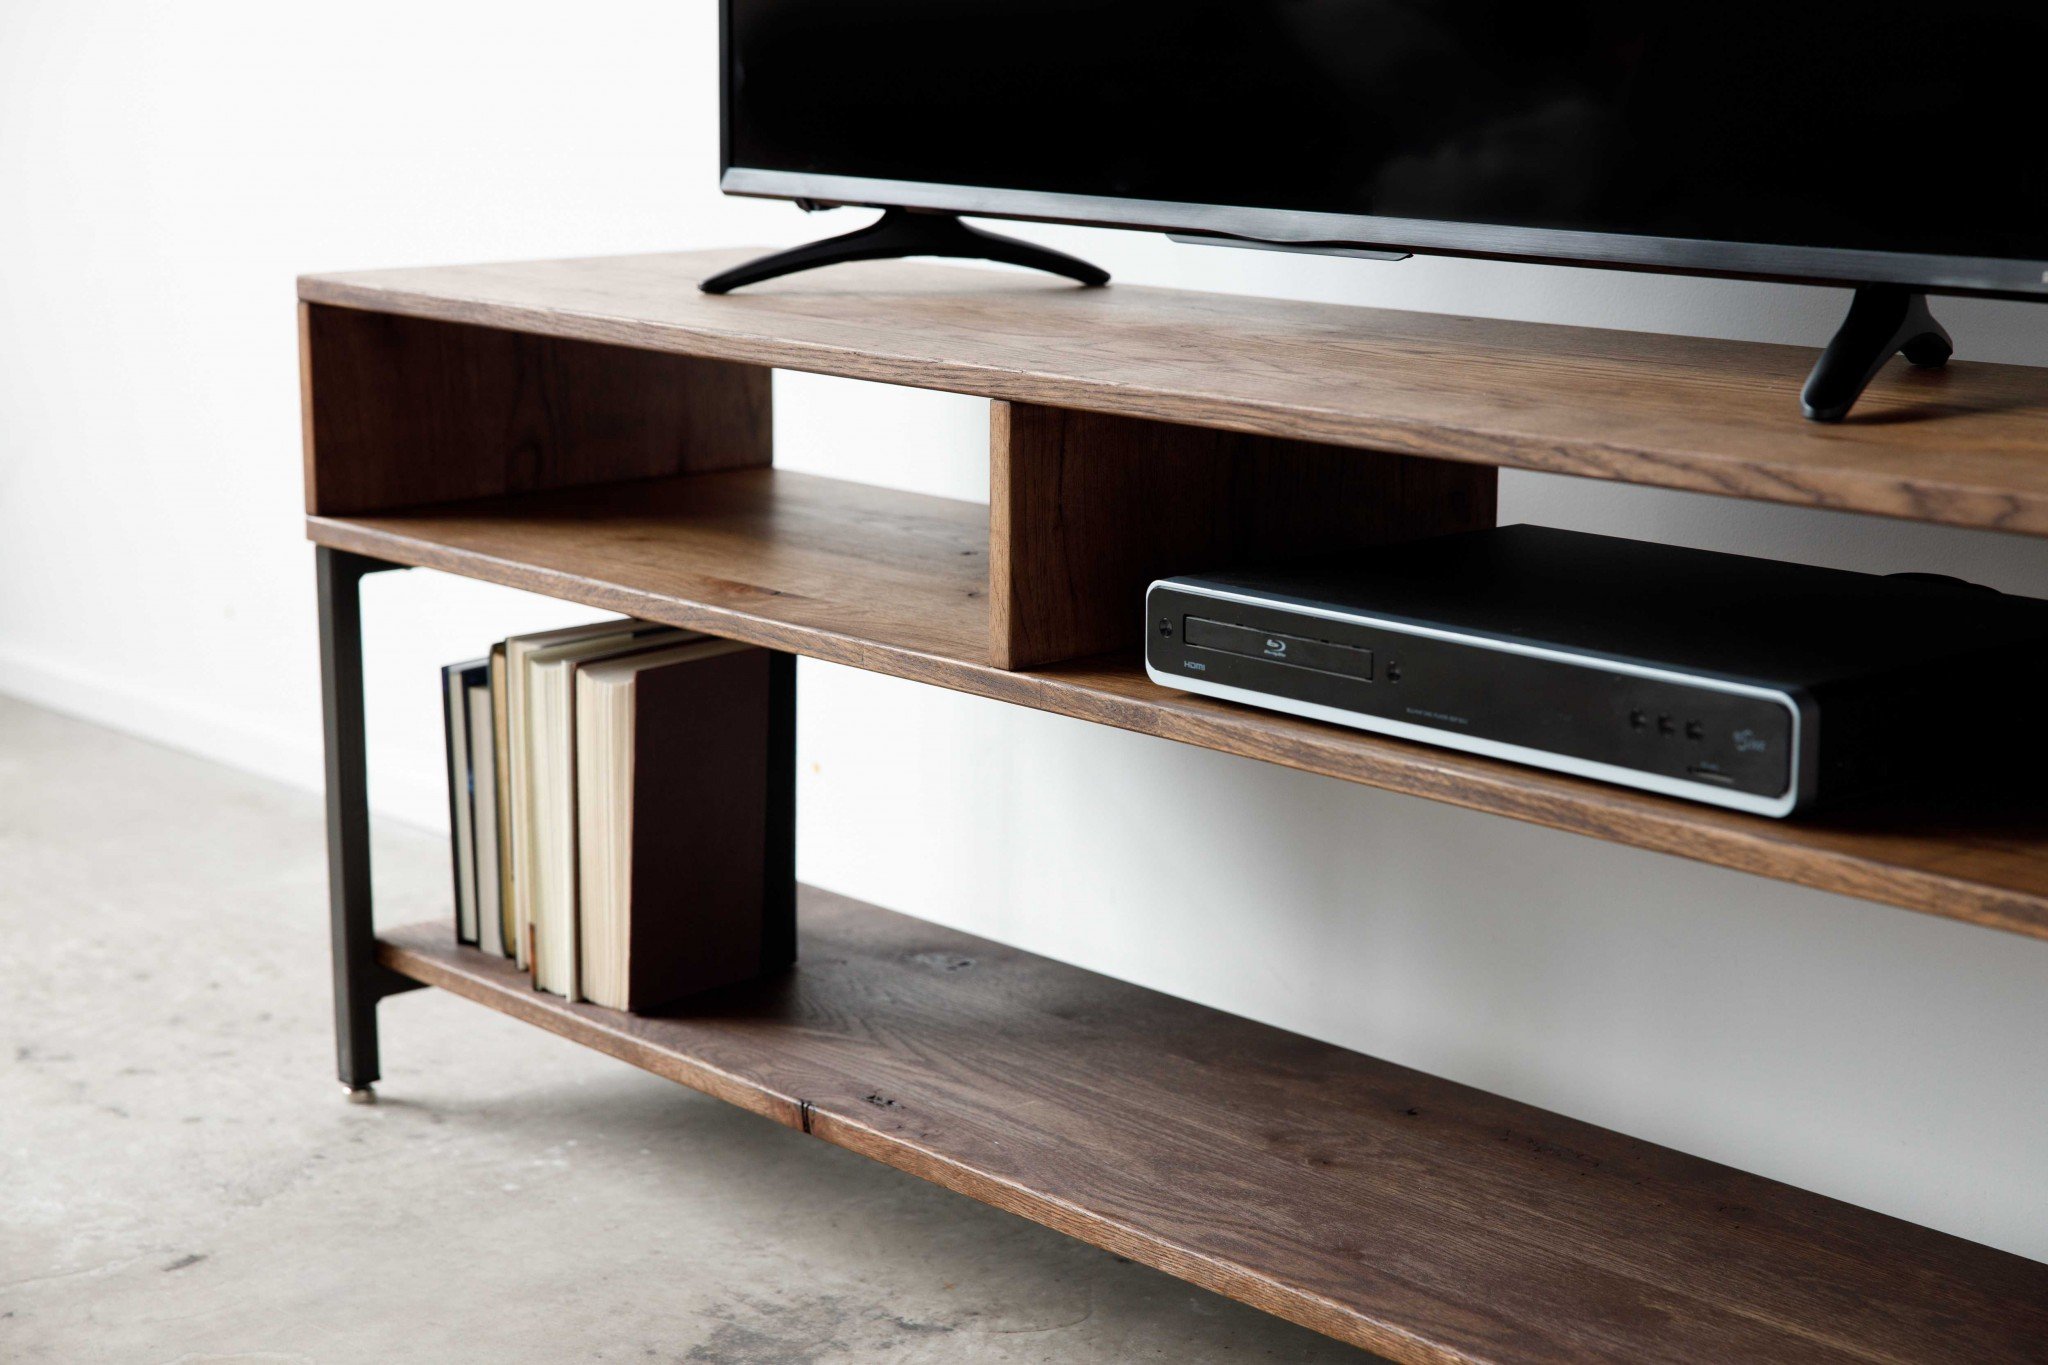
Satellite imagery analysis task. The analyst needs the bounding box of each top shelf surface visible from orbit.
[300,248,2048,536]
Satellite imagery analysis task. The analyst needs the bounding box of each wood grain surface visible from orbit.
[377,898,2048,1365]
[299,251,2048,535]
[307,470,2048,942]
[311,468,991,663]
[989,401,1497,668]
[300,302,770,515]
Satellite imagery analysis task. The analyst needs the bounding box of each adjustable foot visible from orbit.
[701,208,1109,294]
[1801,286,1953,422]
[345,1084,377,1105]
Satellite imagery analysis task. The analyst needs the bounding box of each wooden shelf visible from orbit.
[309,469,2048,942]
[300,250,2048,537]
[307,249,2048,1358]
[311,467,991,667]
[376,892,2048,1365]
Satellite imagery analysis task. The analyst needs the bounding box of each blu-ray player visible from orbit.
[1145,526,2048,817]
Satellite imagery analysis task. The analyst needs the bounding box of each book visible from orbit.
[441,659,488,946]
[488,642,514,957]
[576,639,771,1012]
[466,672,504,959]
[518,623,695,996]
[502,619,673,972]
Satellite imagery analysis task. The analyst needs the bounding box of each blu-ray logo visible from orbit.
[1733,728,1768,753]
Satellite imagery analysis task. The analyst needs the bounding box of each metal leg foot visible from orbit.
[345,1084,378,1105]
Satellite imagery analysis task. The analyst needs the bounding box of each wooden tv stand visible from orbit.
[300,250,2048,1362]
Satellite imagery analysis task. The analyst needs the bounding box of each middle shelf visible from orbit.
[306,467,2048,941]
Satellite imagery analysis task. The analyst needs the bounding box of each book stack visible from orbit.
[441,618,778,1011]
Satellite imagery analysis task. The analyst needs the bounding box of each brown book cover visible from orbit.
[577,641,771,1012]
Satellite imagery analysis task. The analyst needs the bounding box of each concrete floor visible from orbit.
[1,697,1371,1363]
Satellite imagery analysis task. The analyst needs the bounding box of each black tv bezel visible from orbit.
[716,3,2048,303]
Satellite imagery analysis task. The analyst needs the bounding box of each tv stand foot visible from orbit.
[700,208,1109,294]
[1802,285,1952,422]
[345,1084,377,1105]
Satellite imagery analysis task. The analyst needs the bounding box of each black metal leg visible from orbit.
[316,545,423,1101]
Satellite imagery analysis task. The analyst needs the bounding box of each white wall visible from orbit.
[4,0,2046,1262]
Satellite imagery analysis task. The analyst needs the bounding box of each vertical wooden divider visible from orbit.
[301,303,772,515]
[988,401,1499,670]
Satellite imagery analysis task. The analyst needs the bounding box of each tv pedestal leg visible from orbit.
[700,208,1110,294]
[1801,285,1953,422]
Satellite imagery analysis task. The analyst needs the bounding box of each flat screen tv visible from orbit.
[712,2,2048,419]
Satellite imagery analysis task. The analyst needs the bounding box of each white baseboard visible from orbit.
[0,643,445,832]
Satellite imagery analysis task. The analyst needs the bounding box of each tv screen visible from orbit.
[723,1,2048,297]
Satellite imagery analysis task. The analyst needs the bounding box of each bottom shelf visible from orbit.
[378,890,2046,1364]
